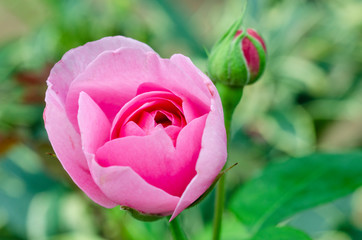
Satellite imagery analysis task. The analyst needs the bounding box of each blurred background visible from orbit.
[0,0,361,239]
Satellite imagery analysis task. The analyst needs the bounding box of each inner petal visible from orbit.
[137,111,156,133]
[120,121,146,138]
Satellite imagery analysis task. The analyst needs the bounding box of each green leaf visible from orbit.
[250,227,312,240]
[229,151,362,234]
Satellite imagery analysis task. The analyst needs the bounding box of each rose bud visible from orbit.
[44,36,227,221]
[208,20,267,87]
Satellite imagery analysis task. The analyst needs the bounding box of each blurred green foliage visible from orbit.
[230,152,362,235]
[0,0,361,239]
[251,227,312,240]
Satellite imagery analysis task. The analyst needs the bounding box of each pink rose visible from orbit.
[44,36,227,219]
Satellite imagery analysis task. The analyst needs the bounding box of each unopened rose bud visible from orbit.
[208,20,267,87]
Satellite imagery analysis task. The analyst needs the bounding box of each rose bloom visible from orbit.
[44,36,227,219]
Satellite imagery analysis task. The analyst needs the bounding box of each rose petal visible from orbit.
[164,125,182,145]
[77,91,111,155]
[136,82,170,95]
[44,89,116,207]
[96,113,207,197]
[47,36,154,105]
[170,97,227,220]
[65,48,155,131]
[169,54,213,99]
[89,154,180,215]
[120,121,146,137]
[174,113,207,170]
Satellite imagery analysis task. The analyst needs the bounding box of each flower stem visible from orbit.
[212,173,226,240]
[212,83,243,240]
[168,216,188,240]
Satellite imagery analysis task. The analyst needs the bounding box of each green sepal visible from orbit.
[211,15,244,50]
[208,38,234,83]
[208,15,248,87]
[228,31,249,86]
[121,206,165,222]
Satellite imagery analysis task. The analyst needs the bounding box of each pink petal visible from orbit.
[170,97,227,220]
[174,113,207,171]
[136,82,170,95]
[169,54,214,100]
[96,115,206,197]
[242,37,260,77]
[47,36,154,105]
[65,48,155,131]
[77,91,111,156]
[134,112,155,134]
[89,156,180,215]
[44,89,116,207]
[120,121,146,137]
[164,125,182,145]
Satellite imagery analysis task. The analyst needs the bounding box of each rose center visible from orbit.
[154,111,172,127]
[110,91,186,143]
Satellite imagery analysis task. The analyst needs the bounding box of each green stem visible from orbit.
[213,173,226,240]
[168,217,188,240]
[212,83,243,240]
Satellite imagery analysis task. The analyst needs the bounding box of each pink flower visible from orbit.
[44,36,227,219]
